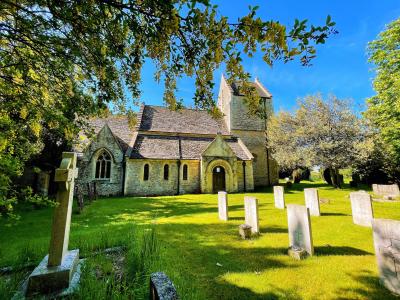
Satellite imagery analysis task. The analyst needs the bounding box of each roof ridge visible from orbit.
[144,104,210,112]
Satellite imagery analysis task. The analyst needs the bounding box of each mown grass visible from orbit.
[1,181,399,299]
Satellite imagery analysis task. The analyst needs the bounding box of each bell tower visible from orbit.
[217,75,278,187]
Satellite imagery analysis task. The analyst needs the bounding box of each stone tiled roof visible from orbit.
[130,135,251,160]
[138,105,230,135]
[230,81,272,98]
[77,116,134,153]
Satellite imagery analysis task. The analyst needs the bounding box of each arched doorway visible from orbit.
[213,166,226,193]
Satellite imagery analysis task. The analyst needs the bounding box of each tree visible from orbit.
[267,94,364,187]
[0,0,336,216]
[366,18,400,180]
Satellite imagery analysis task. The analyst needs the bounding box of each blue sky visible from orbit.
[134,0,400,113]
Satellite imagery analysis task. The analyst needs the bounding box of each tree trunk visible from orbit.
[330,168,342,189]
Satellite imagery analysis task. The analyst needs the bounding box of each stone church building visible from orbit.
[74,76,278,196]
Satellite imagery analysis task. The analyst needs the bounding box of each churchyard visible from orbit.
[1,180,399,299]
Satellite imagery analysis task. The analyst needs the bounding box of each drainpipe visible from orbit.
[122,156,126,196]
[264,98,271,186]
[177,161,181,195]
[177,137,182,195]
[242,161,246,192]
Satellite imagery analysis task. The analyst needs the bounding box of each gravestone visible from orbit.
[350,191,374,227]
[372,218,400,295]
[74,185,84,213]
[372,184,400,197]
[287,204,314,256]
[304,188,320,216]
[150,272,179,300]
[37,171,50,196]
[244,196,259,234]
[218,191,228,221]
[25,152,81,296]
[273,186,285,209]
[239,224,252,239]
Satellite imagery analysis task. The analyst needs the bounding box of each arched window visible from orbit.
[95,151,111,179]
[163,164,169,180]
[143,163,149,181]
[182,164,188,180]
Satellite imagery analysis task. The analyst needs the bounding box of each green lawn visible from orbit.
[1,181,400,299]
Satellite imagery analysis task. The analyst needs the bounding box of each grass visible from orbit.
[1,181,400,299]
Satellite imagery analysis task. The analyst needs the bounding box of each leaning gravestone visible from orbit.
[218,191,228,221]
[372,218,400,295]
[244,196,259,234]
[25,152,81,296]
[273,186,285,209]
[304,188,320,216]
[287,204,314,257]
[350,191,374,227]
[372,184,400,197]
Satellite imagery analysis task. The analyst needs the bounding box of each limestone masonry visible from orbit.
[74,76,278,196]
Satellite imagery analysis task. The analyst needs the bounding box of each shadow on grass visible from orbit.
[152,223,298,299]
[335,270,398,300]
[321,212,349,217]
[315,246,373,256]
[261,226,287,234]
[229,217,245,221]
[212,281,302,300]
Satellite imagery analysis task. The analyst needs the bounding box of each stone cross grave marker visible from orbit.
[218,191,228,221]
[287,204,314,256]
[304,188,320,216]
[372,218,400,295]
[350,191,374,227]
[244,196,259,234]
[26,152,81,296]
[273,186,285,209]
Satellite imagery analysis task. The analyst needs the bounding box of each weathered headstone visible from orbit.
[218,191,228,221]
[273,186,285,209]
[244,196,259,234]
[304,188,320,216]
[74,185,84,213]
[350,191,374,227]
[25,152,81,296]
[372,218,400,295]
[287,204,314,257]
[150,272,179,300]
[37,171,50,196]
[239,224,252,239]
[373,184,400,197]
[92,181,98,200]
[87,182,93,202]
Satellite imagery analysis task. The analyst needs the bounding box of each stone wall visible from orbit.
[217,76,278,188]
[124,159,201,196]
[236,160,255,192]
[217,75,232,132]
[76,125,124,196]
[232,129,278,187]
[230,95,266,131]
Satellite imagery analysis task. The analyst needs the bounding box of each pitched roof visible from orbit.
[230,80,272,98]
[138,105,230,135]
[130,135,251,160]
[75,116,134,153]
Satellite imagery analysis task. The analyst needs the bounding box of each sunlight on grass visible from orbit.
[1,181,399,299]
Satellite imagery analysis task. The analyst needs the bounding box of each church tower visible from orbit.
[217,75,278,187]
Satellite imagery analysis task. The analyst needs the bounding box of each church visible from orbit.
[74,76,279,196]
